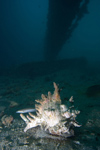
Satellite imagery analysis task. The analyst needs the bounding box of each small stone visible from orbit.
[1,115,13,126]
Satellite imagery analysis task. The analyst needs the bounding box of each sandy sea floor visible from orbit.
[0,59,100,150]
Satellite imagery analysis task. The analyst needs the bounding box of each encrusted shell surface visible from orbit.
[20,82,81,137]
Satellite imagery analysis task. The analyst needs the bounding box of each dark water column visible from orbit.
[44,0,89,61]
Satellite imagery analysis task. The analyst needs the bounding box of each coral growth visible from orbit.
[19,82,81,137]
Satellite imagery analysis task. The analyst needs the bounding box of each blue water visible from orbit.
[0,0,100,149]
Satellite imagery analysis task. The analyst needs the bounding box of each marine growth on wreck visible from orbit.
[18,82,81,137]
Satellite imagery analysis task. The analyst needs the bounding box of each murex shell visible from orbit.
[20,82,81,137]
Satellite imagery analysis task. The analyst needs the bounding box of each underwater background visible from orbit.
[0,0,100,149]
